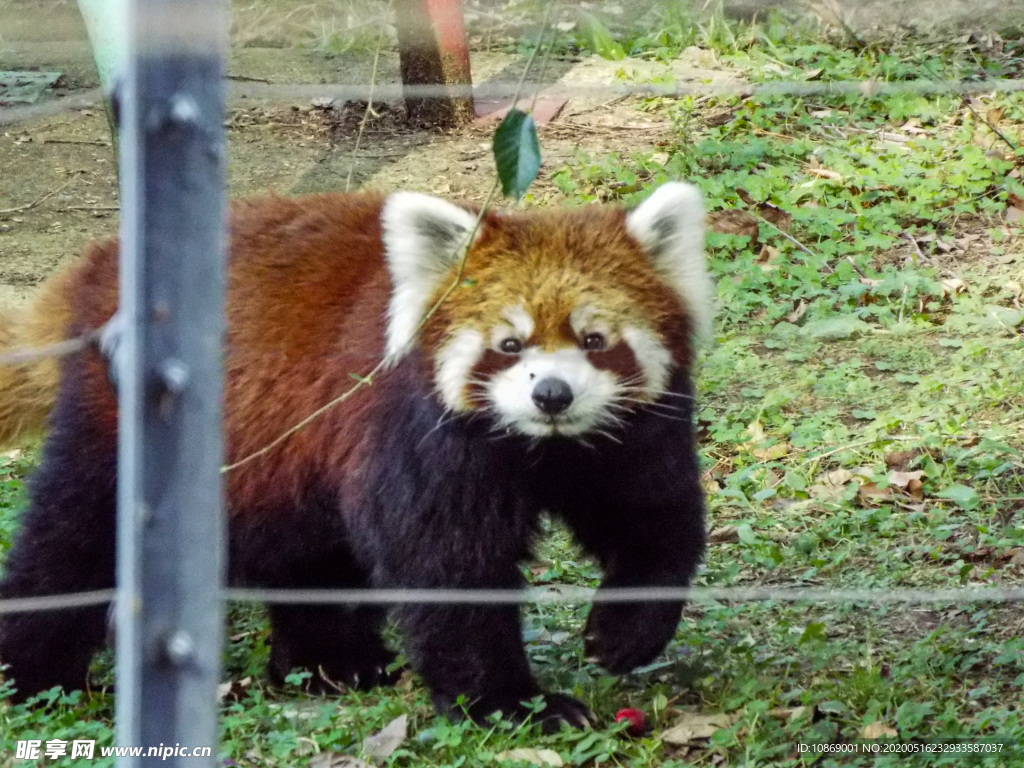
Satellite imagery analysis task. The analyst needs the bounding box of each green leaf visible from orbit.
[736,523,757,545]
[803,316,872,341]
[784,470,807,491]
[799,622,827,644]
[817,699,845,714]
[493,108,542,200]
[895,701,932,731]
[936,483,980,510]
[578,14,626,61]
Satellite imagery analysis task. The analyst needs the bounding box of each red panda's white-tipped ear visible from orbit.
[626,182,714,343]
[381,192,480,361]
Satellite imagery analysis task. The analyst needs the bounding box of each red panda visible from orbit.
[0,183,710,730]
[0,271,78,448]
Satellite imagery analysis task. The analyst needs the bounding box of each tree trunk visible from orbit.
[395,0,473,127]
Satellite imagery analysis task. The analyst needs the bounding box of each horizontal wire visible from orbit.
[224,77,1024,103]
[2,584,1021,615]
[0,589,116,615]
[223,585,1024,606]
[2,77,1022,126]
[0,329,101,367]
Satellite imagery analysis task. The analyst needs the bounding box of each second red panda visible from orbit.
[0,183,710,730]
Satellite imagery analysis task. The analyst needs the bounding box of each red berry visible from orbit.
[615,707,646,736]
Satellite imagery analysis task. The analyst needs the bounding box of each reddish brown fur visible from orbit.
[0,267,82,447]
[588,343,642,384]
[0,189,708,718]
[420,206,693,368]
[57,192,395,517]
[14,193,693,516]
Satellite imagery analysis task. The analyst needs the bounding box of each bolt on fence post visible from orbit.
[115,0,227,763]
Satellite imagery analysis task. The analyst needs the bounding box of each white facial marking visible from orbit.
[569,305,612,341]
[486,348,620,437]
[381,192,480,363]
[626,181,715,343]
[502,305,535,339]
[490,305,535,348]
[622,325,672,396]
[434,329,485,412]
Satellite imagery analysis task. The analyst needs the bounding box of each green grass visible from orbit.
[4,9,1024,768]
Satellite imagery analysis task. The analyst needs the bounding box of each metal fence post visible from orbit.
[115,0,227,763]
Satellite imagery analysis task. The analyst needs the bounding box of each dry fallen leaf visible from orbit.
[363,715,407,762]
[787,300,807,324]
[709,525,740,544]
[862,722,899,740]
[662,712,735,745]
[884,450,920,471]
[889,469,925,489]
[736,187,756,205]
[216,676,251,702]
[704,108,737,127]
[807,167,843,183]
[941,278,966,297]
[495,748,564,766]
[706,209,760,247]
[767,706,811,721]
[756,201,792,231]
[808,468,854,500]
[757,246,778,274]
[856,481,891,506]
[752,442,793,461]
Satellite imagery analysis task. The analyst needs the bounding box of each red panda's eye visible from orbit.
[583,333,606,351]
[500,338,523,354]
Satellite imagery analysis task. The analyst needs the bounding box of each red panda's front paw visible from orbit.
[268,645,402,693]
[441,691,596,732]
[583,601,683,675]
[529,693,597,733]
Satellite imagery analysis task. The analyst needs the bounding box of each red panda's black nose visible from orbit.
[532,378,574,415]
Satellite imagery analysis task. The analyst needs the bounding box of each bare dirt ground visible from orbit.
[0,0,748,310]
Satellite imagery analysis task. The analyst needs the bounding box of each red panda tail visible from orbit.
[0,272,76,449]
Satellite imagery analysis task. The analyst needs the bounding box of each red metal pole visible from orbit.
[395,0,473,126]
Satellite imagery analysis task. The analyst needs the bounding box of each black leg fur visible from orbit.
[349,371,595,731]
[541,375,706,676]
[0,367,116,702]
[229,496,399,694]
[263,548,397,692]
[267,603,397,692]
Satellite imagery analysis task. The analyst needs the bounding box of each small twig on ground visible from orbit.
[226,74,273,84]
[962,98,1018,153]
[344,0,394,192]
[902,232,930,265]
[0,174,82,215]
[36,138,110,146]
[758,215,834,273]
